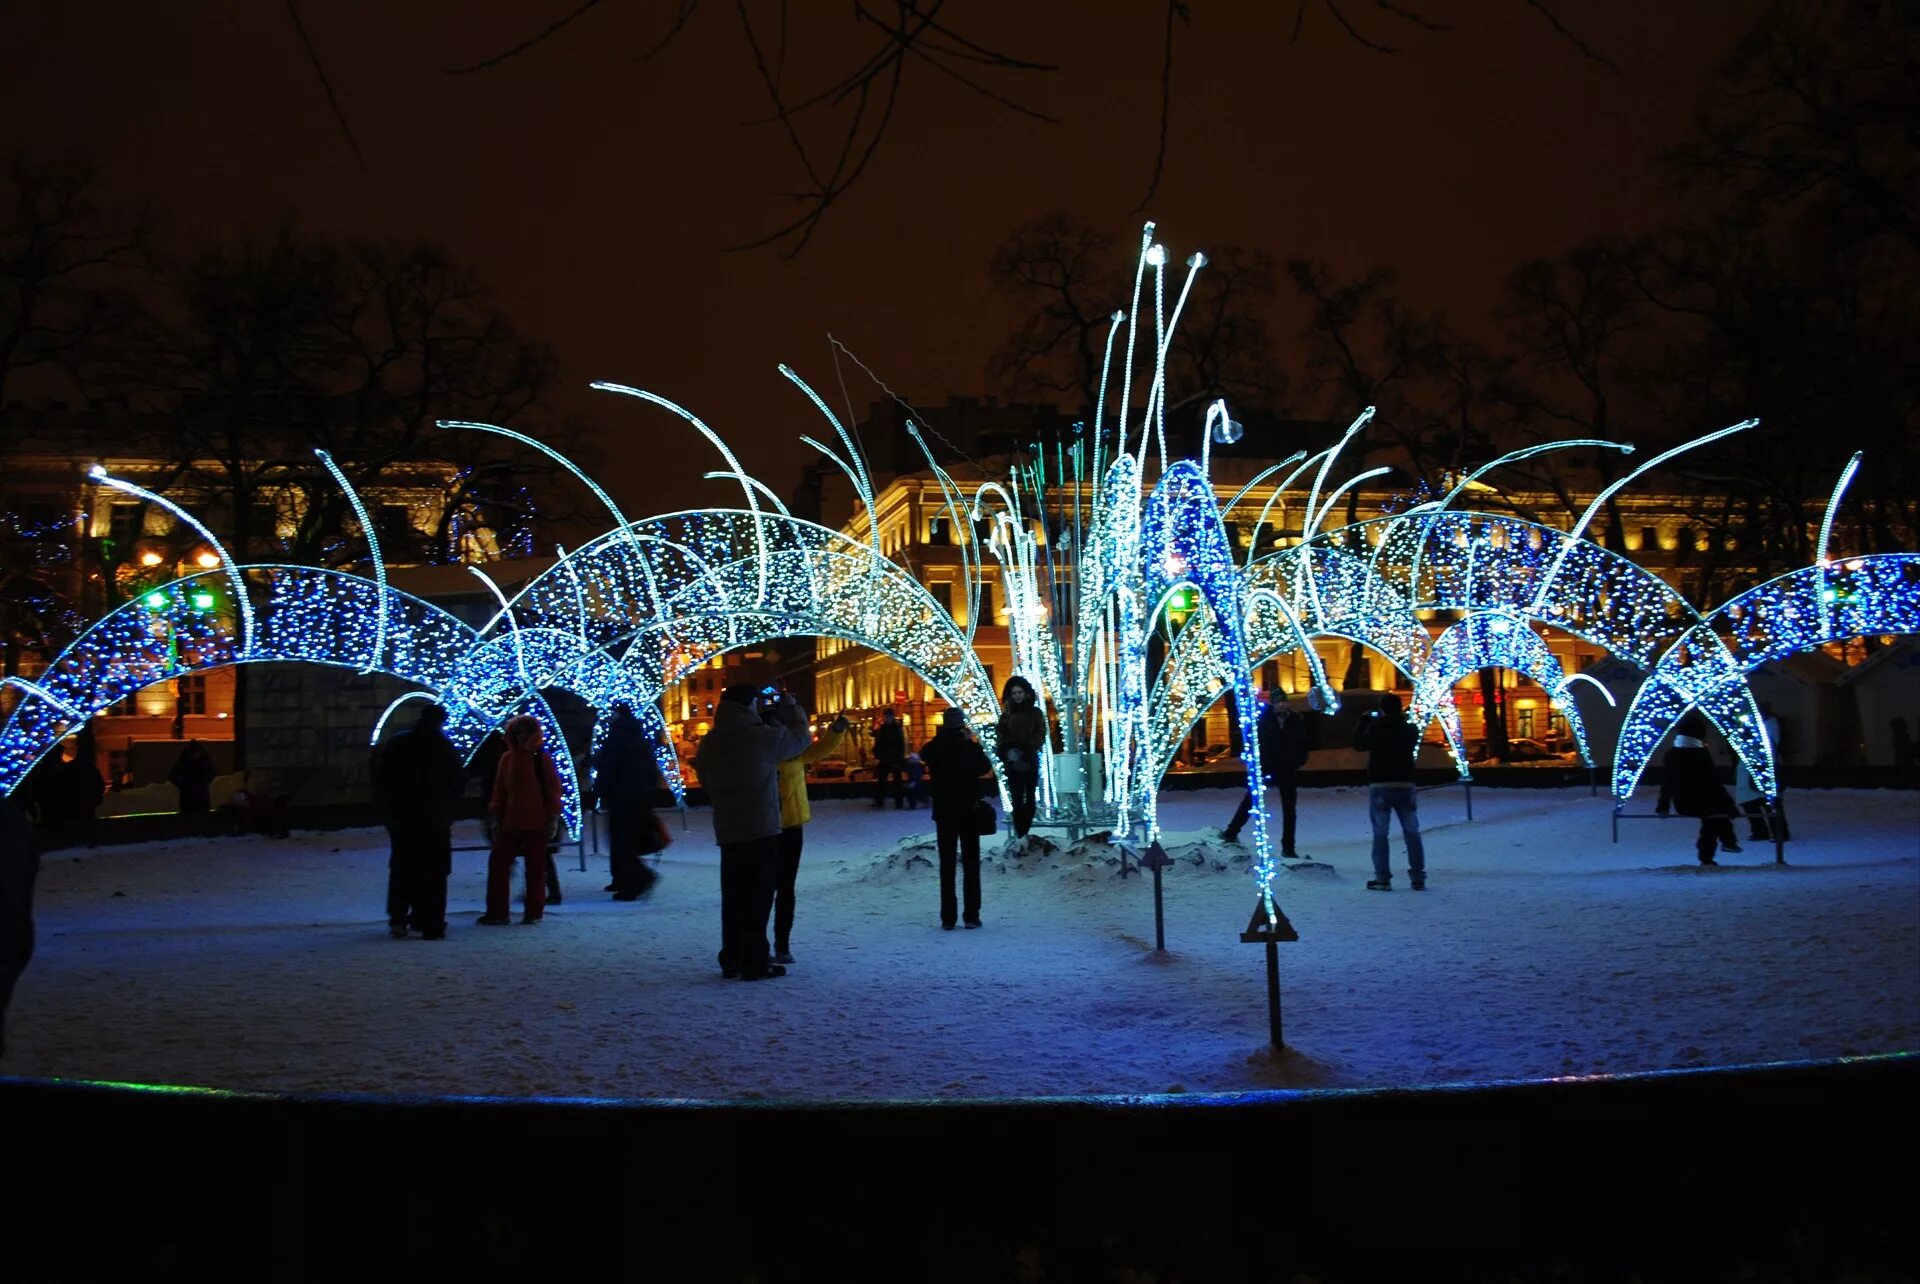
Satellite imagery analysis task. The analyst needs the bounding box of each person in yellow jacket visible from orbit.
[772,705,849,965]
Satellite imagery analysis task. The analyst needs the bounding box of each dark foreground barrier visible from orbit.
[4,1054,1913,1281]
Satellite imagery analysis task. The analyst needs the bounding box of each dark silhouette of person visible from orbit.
[1656,711,1739,866]
[871,709,907,809]
[1353,693,1425,890]
[696,684,810,979]
[1890,715,1915,774]
[902,752,926,809]
[594,702,665,902]
[168,740,217,819]
[921,708,993,929]
[481,716,564,925]
[994,675,1048,839]
[1222,690,1313,856]
[373,703,468,939]
[0,794,37,1058]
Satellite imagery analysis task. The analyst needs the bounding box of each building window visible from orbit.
[108,504,141,554]
[929,581,954,619]
[378,504,414,550]
[175,675,208,715]
[1517,707,1536,739]
[1639,526,1658,553]
[927,517,951,546]
[105,692,140,717]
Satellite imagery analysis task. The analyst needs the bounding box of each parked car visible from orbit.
[1506,738,1580,763]
[1169,746,1243,773]
[1466,738,1579,764]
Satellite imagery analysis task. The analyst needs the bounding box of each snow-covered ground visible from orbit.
[6,785,1916,1100]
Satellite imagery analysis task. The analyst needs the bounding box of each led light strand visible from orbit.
[88,466,256,656]
[314,449,387,674]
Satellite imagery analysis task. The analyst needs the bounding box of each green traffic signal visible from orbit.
[143,591,168,610]
[190,590,216,611]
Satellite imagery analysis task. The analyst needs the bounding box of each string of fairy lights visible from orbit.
[1,225,1915,921]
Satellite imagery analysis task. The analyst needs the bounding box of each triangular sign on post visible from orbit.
[1240,899,1299,943]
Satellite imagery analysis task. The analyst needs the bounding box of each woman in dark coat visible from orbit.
[993,675,1048,839]
[920,708,992,929]
[593,702,664,902]
[1655,711,1738,866]
[168,741,217,817]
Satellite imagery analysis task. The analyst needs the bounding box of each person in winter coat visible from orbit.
[1353,693,1425,890]
[594,702,667,902]
[871,710,907,809]
[373,703,468,939]
[921,708,993,929]
[696,684,811,980]
[770,710,849,964]
[903,753,926,809]
[1656,711,1738,866]
[481,715,565,924]
[168,740,217,818]
[1221,691,1313,856]
[52,730,105,841]
[993,675,1048,839]
[0,794,37,1058]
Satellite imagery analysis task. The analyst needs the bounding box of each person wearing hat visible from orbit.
[1655,711,1739,866]
[993,675,1049,839]
[1221,689,1313,857]
[920,707,993,930]
[594,701,667,901]
[482,715,565,924]
[372,702,468,939]
[696,683,810,979]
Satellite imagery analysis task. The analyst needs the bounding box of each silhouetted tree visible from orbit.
[990,213,1287,433]
[0,151,150,406]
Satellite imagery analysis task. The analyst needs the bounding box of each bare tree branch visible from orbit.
[445,0,606,75]
[432,1,1623,254]
[282,0,369,170]
[1132,1,1190,215]
[1375,1,1450,34]
[1524,0,1622,77]
[636,0,703,63]
[1321,0,1399,54]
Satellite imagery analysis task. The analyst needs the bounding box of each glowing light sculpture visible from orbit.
[9,222,1916,949]
[1614,552,1920,800]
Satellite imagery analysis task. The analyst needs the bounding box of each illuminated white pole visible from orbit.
[1529,419,1758,616]
[591,383,771,608]
[369,690,439,746]
[1402,438,1632,604]
[1116,224,1156,470]
[469,566,534,695]
[438,418,669,628]
[314,449,387,674]
[1815,450,1864,638]
[88,465,255,656]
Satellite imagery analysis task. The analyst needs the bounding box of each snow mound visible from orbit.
[834,828,1278,884]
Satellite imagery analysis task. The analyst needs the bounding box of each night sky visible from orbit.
[1,1,1760,515]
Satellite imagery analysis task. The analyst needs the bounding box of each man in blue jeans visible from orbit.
[1352,693,1425,890]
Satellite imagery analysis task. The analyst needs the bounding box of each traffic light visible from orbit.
[189,589,216,612]
[143,590,168,611]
